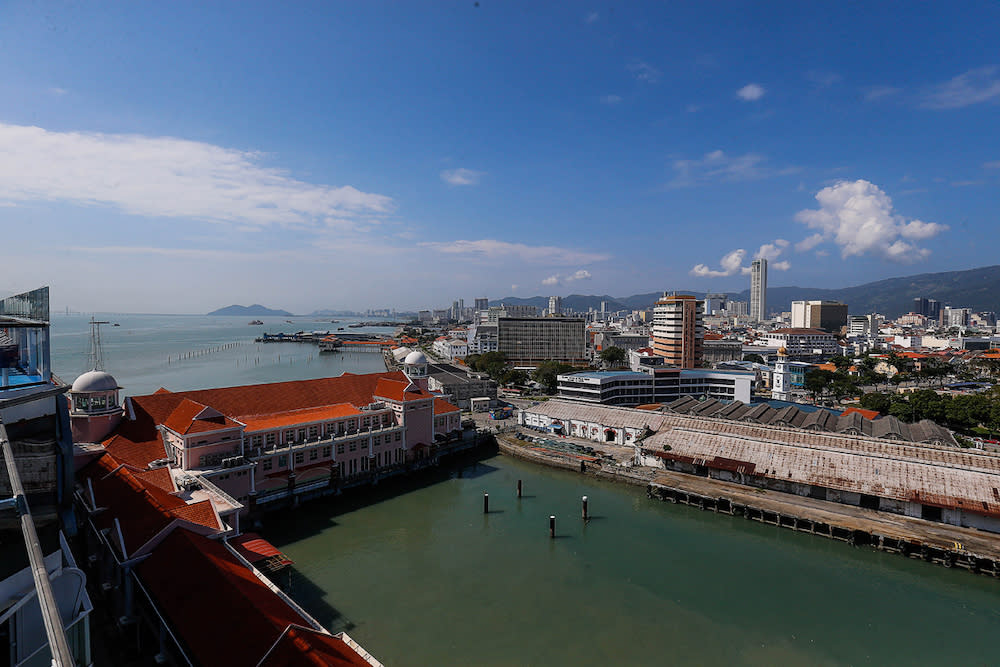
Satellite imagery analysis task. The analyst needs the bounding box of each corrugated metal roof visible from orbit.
[525,400,670,430]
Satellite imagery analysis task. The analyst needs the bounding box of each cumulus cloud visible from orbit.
[420,239,609,265]
[737,83,765,101]
[691,238,791,277]
[794,180,948,262]
[669,150,796,188]
[690,248,747,277]
[0,122,392,227]
[921,66,1000,109]
[541,269,593,286]
[600,94,622,105]
[440,168,483,186]
[628,61,661,83]
[754,239,789,261]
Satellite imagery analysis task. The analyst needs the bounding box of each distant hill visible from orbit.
[492,265,1000,318]
[207,304,294,317]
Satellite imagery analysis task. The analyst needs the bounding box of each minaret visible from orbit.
[68,319,123,443]
[772,346,791,402]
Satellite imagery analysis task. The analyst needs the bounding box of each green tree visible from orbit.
[532,361,575,393]
[909,389,946,423]
[804,369,834,403]
[500,369,528,387]
[859,392,891,415]
[889,396,915,422]
[828,355,852,372]
[599,346,627,366]
[743,353,765,364]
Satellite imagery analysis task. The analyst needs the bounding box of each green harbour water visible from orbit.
[51,315,1000,665]
[264,454,1000,666]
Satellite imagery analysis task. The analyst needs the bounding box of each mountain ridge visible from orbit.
[490,265,1000,318]
[207,304,294,317]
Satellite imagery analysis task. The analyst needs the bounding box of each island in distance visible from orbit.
[206,304,294,317]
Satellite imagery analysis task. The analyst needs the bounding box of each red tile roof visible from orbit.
[373,377,433,402]
[136,529,315,666]
[433,397,460,414]
[841,407,881,420]
[164,399,242,435]
[170,500,222,531]
[133,467,175,492]
[241,403,362,432]
[259,625,371,667]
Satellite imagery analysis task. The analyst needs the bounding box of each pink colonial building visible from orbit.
[71,351,462,513]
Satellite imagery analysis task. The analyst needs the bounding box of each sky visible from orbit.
[1,2,998,314]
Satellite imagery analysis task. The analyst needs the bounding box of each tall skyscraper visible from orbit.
[474,297,489,312]
[548,295,562,316]
[651,293,704,368]
[750,258,767,322]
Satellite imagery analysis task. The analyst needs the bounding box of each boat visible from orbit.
[337,327,344,331]
[248,319,263,325]
[112,323,120,327]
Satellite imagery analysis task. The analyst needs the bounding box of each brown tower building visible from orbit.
[651,293,704,368]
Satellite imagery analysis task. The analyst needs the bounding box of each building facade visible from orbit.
[750,258,768,322]
[557,367,754,406]
[651,293,703,368]
[790,300,849,333]
[763,328,840,358]
[497,317,587,366]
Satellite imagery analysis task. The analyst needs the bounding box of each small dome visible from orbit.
[777,346,788,357]
[404,350,428,366]
[71,370,120,393]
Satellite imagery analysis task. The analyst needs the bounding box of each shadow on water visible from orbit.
[261,445,499,545]
[453,461,501,479]
[281,566,356,633]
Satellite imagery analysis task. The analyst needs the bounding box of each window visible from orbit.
[349,442,357,452]
[395,432,401,441]
[75,396,89,410]
[284,430,295,444]
[308,425,318,440]
[297,428,306,442]
[322,446,331,457]
[266,432,276,446]
[337,443,345,454]
[295,452,304,464]
[278,455,287,468]
[309,449,318,461]
[374,436,381,446]
[252,435,263,447]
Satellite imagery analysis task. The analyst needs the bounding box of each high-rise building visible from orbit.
[790,300,848,333]
[704,293,728,316]
[548,296,562,316]
[497,317,586,365]
[651,293,704,369]
[750,259,767,322]
[474,297,489,312]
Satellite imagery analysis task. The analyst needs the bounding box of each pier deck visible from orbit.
[649,469,1000,572]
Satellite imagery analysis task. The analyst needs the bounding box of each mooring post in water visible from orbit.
[484,492,489,514]
[549,515,556,538]
[582,496,589,520]
[517,479,522,498]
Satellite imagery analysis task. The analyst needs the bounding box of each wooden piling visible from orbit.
[582,496,589,520]
[517,480,522,498]
[483,493,489,514]
[549,515,556,538]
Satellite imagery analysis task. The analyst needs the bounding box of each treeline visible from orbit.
[465,352,575,393]
[860,388,1000,433]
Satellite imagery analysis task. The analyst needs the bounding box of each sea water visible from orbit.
[51,314,1000,665]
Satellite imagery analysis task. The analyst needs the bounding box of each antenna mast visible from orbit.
[88,317,110,371]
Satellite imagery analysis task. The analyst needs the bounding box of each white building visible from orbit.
[763,328,839,357]
[750,258,767,322]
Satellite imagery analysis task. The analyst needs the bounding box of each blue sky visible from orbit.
[1,2,998,313]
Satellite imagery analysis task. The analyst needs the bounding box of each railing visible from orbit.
[193,473,243,510]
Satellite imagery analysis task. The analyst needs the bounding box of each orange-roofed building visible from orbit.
[77,352,462,516]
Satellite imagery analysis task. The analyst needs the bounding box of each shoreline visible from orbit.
[496,433,1000,577]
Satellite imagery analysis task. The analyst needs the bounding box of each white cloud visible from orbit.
[628,61,661,83]
[511,284,519,291]
[754,238,789,261]
[420,239,610,265]
[600,94,622,105]
[690,248,746,277]
[795,233,825,252]
[794,180,948,262]
[984,160,1000,169]
[48,87,68,96]
[737,83,765,101]
[0,122,392,228]
[540,269,593,287]
[950,180,985,187]
[863,85,901,102]
[670,150,796,187]
[772,260,791,271]
[921,66,1000,109]
[585,11,599,23]
[440,168,484,186]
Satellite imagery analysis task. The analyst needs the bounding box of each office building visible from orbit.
[651,293,703,368]
[750,258,767,322]
[497,316,586,365]
[556,367,754,407]
[790,300,848,333]
[474,297,489,313]
[548,296,563,316]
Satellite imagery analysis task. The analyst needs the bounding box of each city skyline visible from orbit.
[1,3,998,312]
